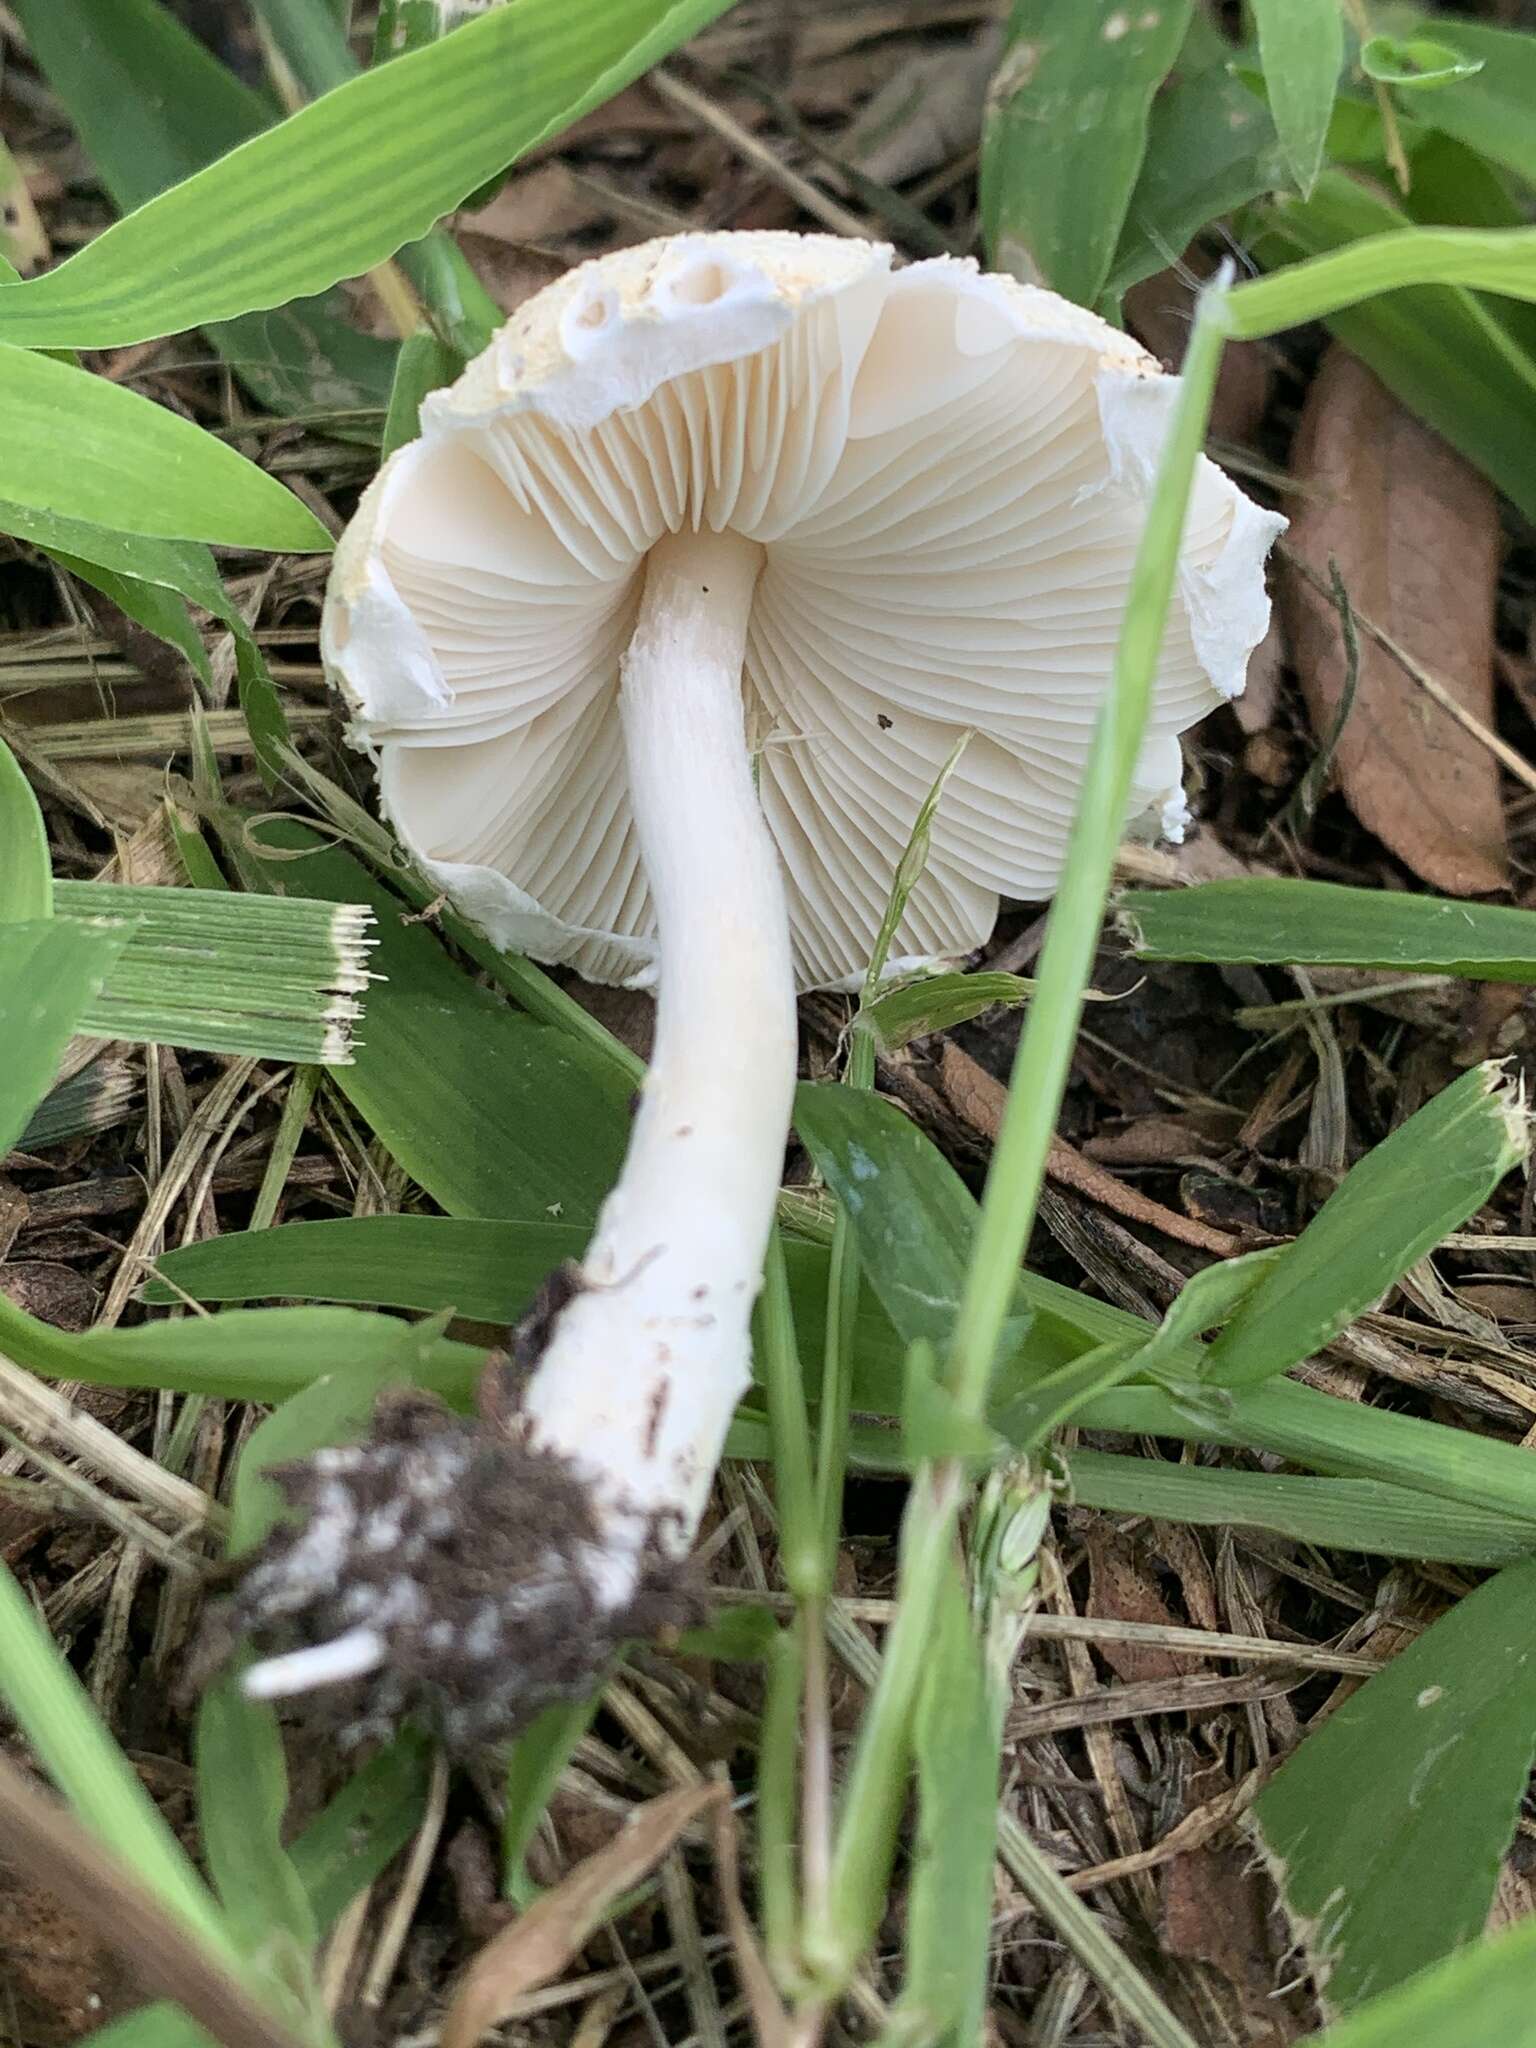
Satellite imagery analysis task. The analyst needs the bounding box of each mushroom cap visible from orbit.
[324,231,1282,991]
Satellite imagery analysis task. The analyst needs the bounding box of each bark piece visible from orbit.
[1281,348,1506,895]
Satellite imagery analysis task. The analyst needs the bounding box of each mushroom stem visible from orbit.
[520,528,797,1596]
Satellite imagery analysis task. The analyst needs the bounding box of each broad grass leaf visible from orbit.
[0,506,231,613]
[0,1289,483,1408]
[11,0,397,413]
[981,0,1193,307]
[1202,1064,1526,1387]
[146,1215,587,1319]
[501,1697,603,1907]
[144,1213,914,1412]
[1066,1448,1536,1567]
[0,0,737,350]
[194,1685,318,1972]
[0,345,332,549]
[1075,1379,1536,1528]
[286,1732,435,1935]
[45,548,212,687]
[1281,345,1505,894]
[896,1561,996,2043]
[75,2011,215,2048]
[1251,0,1343,197]
[0,509,282,728]
[792,1082,1031,1365]
[1254,1557,1536,2016]
[991,1338,1148,1455]
[901,1338,1004,1465]
[0,734,50,920]
[861,970,1033,1052]
[1107,66,1285,299]
[1295,1915,1536,2048]
[1118,875,1536,980]
[382,327,462,460]
[48,879,373,1065]
[1360,35,1483,91]
[0,923,131,1157]
[243,824,633,1227]
[1243,181,1536,524]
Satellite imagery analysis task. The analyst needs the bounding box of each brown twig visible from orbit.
[939,1041,1244,1257]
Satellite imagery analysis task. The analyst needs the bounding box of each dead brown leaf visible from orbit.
[440,1782,724,2048]
[1162,1834,1313,2046]
[1084,1527,1204,1683]
[1281,347,1506,895]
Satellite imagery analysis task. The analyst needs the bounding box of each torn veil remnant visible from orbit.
[225,231,1282,1746]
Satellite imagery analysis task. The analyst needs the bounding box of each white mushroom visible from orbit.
[246,233,1281,1728]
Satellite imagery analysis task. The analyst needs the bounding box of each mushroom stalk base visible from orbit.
[221,529,798,1746]
[521,527,798,1595]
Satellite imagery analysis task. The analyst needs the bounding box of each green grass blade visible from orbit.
[44,545,213,686]
[0,922,132,1157]
[501,1697,601,1906]
[1295,1915,1536,2048]
[1254,1557,1536,2017]
[754,1622,804,1982]
[1240,185,1536,522]
[861,971,1034,1053]
[1251,0,1343,198]
[21,1058,140,1151]
[0,344,332,549]
[0,733,51,920]
[1233,201,1536,328]
[0,0,736,349]
[195,1685,318,1968]
[0,1557,233,1960]
[944,273,1231,1420]
[237,822,632,1223]
[891,1560,995,2043]
[286,1733,434,1935]
[54,880,375,1064]
[809,1467,962,1988]
[1120,876,1536,980]
[981,0,1193,306]
[0,1287,483,1408]
[0,505,270,677]
[143,1216,905,1425]
[76,2009,214,2048]
[145,1214,587,1316]
[1075,1379,1536,1529]
[1203,1065,1526,1387]
[10,0,397,413]
[1066,1449,1536,1566]
[247,0,503,360]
